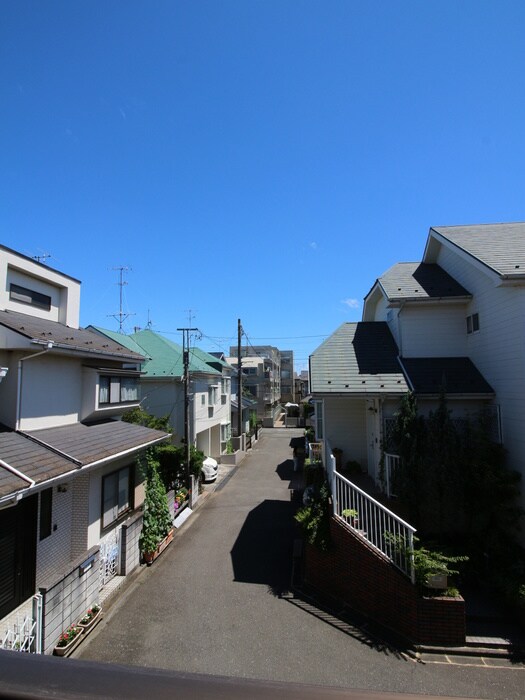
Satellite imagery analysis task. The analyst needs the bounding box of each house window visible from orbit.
[102,466,132,529]
[466,313,480,334]
[99,376,138,405]
[39,488,52,541]
[201,395,205,405]
[221,423,231,441]
[208,386,218,405]
[9,283,51,311]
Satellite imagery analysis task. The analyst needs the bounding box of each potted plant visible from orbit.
[53,625,83,656]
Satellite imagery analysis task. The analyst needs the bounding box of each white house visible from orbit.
[90,328,233,461]
[310,223,522,503]
[0,245,170,654]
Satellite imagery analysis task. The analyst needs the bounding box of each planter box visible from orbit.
[143,529,174,565]
[53,628,83,657]
[220,450,243,466]
[78,607,102,634]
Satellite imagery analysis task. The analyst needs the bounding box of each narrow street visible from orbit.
[78,430,525,698]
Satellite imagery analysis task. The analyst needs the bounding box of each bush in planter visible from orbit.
[139,452,172,556]
[295,481,332,551]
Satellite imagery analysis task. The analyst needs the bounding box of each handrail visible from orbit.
[332,470,416,583]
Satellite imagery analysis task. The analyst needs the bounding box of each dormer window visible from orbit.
[9,283,51,311]
[99,375,139,405]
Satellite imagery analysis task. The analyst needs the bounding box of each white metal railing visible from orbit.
[0,593,43,653]
[384,453,400,498]
[332,471,416,582]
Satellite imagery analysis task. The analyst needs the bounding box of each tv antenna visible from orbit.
[32,252,51,264]
[108,266,135,333]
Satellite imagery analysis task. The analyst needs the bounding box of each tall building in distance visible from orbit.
[228,344,288,426]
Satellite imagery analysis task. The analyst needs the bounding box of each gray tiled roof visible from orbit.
[378,263,471,301]
[0,310,145,361]
[431,223,525,277]
[0,427,76,497]
[310,322,408,395]
[400,357,494,396]
[0,420,170,499]
[26,420,169,466]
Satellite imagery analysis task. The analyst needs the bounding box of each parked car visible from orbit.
[202,456,218,482]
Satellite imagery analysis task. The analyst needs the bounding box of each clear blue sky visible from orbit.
[2,1,525,372]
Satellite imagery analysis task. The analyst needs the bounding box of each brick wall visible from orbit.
[40,546,100,655]
[303,517,465,646]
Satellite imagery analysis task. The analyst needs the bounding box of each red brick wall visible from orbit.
[303,517,465,646]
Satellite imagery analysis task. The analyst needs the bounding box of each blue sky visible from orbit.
[2,1,525,371]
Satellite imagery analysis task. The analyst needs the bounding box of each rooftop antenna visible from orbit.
[32,252,51,264]
[108,266,135,333]
[184,308,197,326]
[146,309,153,329]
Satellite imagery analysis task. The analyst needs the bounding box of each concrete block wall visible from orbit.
[40,546,100,655]
[303,517,465,646]
[121,511,143,575]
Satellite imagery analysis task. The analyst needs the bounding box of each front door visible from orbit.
[0,494,38,619]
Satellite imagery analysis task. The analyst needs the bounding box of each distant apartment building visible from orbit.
[280,350,295,404]
[228,344,282,426]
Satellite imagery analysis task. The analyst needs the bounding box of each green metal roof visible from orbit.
[88,325,149,357]
[129,330,221,378]
[191,346,233,372]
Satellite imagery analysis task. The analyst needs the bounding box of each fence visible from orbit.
[0,594,43,653]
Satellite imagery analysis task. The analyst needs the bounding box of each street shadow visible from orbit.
[275,459,294,481]
[231,499,295,597]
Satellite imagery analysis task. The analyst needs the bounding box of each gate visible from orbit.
[99,528,121,587]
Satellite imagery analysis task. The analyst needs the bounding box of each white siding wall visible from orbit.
[324,397,367,470]
[397,304,468,357]
[436,243,525,516]
[0,249,81,327]
[140,379,184,441]
[19,355,81,430]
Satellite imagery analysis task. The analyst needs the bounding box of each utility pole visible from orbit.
[178,326,198,489]
[237,319,243,438]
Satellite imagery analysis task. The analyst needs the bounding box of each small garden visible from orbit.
[387,391,525,611]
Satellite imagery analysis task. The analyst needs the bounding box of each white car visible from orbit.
[201,456,218,483]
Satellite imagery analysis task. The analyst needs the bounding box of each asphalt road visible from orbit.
[78,429,525,699]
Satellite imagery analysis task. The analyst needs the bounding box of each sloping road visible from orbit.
[78,430,524,698]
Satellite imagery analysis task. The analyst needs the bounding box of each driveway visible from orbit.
[78,429,525,698]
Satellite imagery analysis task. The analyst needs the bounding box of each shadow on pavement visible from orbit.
[275,458,294,481]
[231,499,296,596]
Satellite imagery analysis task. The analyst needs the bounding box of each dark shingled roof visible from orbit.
[0,427,75,497]
[0,309,146,361]
[26,421,169,466]
[0,421,170,500]
[310,322,408,395]
[378,263,471,302]
[400,357,494,396]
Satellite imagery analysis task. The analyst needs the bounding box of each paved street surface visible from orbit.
[78,430,525,699]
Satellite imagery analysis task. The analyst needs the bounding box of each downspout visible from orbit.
[16,341,54,431]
